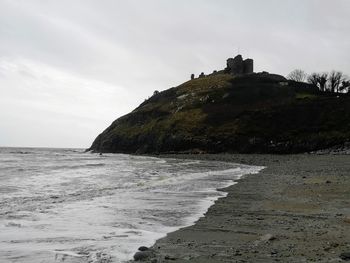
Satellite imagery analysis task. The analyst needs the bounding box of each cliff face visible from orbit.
[89,73,350,154]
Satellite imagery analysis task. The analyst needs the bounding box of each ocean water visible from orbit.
[0,147,263,263]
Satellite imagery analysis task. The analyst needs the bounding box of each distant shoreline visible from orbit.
[133,153,350,262]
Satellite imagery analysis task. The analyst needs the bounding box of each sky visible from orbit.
[1,0,349,148]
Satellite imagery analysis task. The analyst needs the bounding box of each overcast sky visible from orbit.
[1,0,349,148]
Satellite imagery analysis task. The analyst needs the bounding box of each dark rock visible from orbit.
[133,251,154,261]
[165,255,177,260]
[340,252,350,261]
[324,246,331,252]
[138,246,149,251]
[336,213,344,216]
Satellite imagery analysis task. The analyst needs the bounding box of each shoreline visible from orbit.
[133,154,350,262]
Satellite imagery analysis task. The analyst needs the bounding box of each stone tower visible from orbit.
[243,58,254,74]
[227,55,244,75]
[226,55,254,75]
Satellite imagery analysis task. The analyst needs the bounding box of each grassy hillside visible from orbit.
[89,73,350,154]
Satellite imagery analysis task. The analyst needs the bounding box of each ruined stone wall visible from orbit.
[243,59,254,74]
[192,54,254,80]
[226,55,254,75]
[227,55,243,75]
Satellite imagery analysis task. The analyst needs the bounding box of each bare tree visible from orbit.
[329,71,344,93]
[318,73,328,92]
[307,73,328,91]
[340,79,350,93]
[307,73,319,86]
[287,69,307,82]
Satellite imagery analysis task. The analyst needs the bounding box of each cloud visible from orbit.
[0,0,349,147]
[0,58,133,147]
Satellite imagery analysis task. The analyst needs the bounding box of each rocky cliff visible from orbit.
[89,72,350,154]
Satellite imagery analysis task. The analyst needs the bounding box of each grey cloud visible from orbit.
[0,0,349,147]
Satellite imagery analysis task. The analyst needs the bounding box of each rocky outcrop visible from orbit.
[89,72,350,154]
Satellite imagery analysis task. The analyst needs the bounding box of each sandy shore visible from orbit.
[132,154,350,262]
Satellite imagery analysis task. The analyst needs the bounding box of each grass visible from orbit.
[296,93,318,99]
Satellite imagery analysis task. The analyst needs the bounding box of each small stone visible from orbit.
[336,213,344,217]
[261,233,276,242]
[165,255,177,260]
[331,243,339,248]
[344,217,350,224]
[138,246,149,251]
[324,246,331,252]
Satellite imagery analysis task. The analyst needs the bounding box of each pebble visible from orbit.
[261,233,276,242]
[165,255,177,260]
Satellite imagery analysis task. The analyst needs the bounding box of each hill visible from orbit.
[89,72,350,154]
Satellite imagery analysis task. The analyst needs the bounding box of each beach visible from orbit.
[0,148,261,263]
[136,154,350,262]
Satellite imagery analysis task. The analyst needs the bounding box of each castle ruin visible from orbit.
[226,55,254,75]
[191,54,254,80]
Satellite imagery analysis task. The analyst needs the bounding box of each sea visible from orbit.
[0,147,263,263]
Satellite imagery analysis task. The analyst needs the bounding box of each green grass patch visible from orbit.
[296,93,318,99]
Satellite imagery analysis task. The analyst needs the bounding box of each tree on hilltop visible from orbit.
[307,73,319,86]
[329,71,344,93]
[340,79,350,93]
[287,69,307,82]
[307,73,328,92]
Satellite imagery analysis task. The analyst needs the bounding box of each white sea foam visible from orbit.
[0,148,264,262]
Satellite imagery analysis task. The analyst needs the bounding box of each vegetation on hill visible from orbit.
[89,72,350,154]
[288,69,350,93]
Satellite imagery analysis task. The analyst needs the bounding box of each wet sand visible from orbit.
[135,154,350,262]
